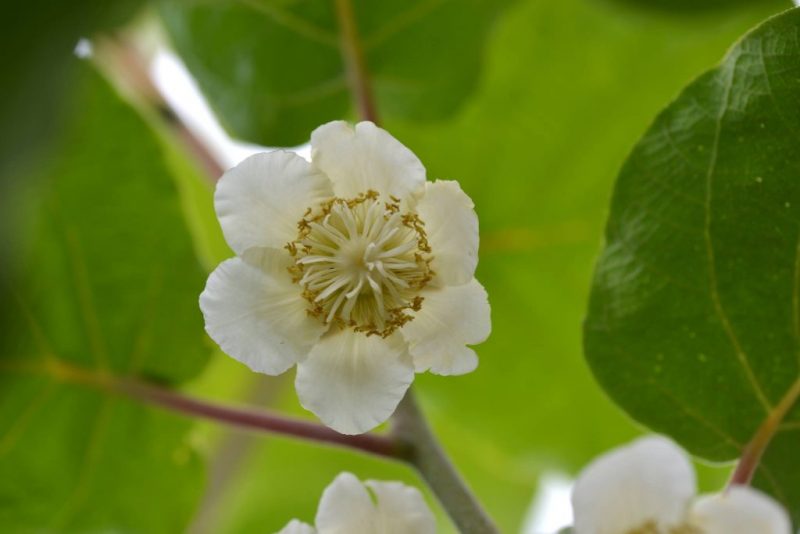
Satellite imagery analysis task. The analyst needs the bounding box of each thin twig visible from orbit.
[729,376,800,486]
[14,357,403,460]
[117,377,404,459]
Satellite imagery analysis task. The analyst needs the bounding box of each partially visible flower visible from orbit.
[275,472,435,534]
[571,436,791,534]
[200,121,490,434]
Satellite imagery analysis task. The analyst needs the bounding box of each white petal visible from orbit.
[215,151,333,255]
[689,486,791,534]
[366,480,437,534]
[200,248,326,375]
[571,436,696,534]
[401,279,490,376]
[416,180,479,286]
[295,330,414,434]
[315,472,375,533]
[310,121,425,202]
[275,519,316,534]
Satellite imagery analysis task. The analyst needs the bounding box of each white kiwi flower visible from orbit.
[571,436,791,534]
[200,121,490,434]
[275,472,435,534]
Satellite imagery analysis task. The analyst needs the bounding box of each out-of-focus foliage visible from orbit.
[609,0,781,13]
[0,63,209,531]
[0,0,142,176]
[158,0,516,146]
[0,0,145,310]
[585,7,800,522]
[176,0,789,531]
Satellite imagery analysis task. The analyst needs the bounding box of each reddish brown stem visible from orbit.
[117,378,404,459]
[729,376,800,486]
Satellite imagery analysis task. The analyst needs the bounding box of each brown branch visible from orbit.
[13,357,403,460]
[117,377,404,459]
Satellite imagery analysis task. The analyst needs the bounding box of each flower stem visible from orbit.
[333,0,379,123]
[729,376,800,486]
[116,377,404,459]
[393,390,499,534]
[10,357,403,460]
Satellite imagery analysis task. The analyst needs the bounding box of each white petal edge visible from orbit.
[295,330,414,434]
[401,279,490,376]
[415,180,479,286]
[571,436,696,534]
[366,480,437,534]
[275,519,316,534]
[215,151,333,255]
[310,121,425,202]
[689,486,792,534]
[200,248,327,375]
[315,472,376,533]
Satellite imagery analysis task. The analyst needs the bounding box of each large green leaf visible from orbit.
[0,62,209,531]
[180,0,787,531]
[157,0,515,146]
[585,7,800,521]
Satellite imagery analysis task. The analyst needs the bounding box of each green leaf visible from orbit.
[0,0,145,297]
[613,0,783,13]
[584,6,800,521]
[157,0,515,146]
[0,62,209,531]
[185,0,786,531]
[0,0,143,181]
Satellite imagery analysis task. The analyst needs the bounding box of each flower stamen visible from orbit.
[288,190,434,337]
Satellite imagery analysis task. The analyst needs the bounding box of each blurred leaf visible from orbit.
[0,0,142,174]
[185,0,788,531]
[157,0,515,146]
[0,0,145,298]
[584,7,800,521]
[157,124,233,272]
[0,1,144,183]
[0,62,209,531]
[609,0,785,14]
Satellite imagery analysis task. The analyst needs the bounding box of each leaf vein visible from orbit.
[49,398,114,530]
[236,0,339,47]
[702,54,772,412]
[0,380,59,457]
